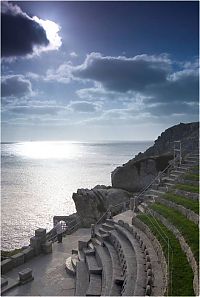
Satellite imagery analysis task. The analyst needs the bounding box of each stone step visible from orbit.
[170,173,180,178]
[114,224,147,296]
[186,156,199,160]
[101,223,115,231]
[164,182,175,187]
[75,261,89,296]
[1,277,19,295]
[93,242,113,296]
[105,219,115,226]
[162,177,176,182]
[172,170,187,174]
[86,274,102,296]
[149,189,166,195]
[181,164,194,169]
[143,193,159,199]
[138,205,146,213]
[99,227,108,235]
[103,241,123,296]
[85,254,102,275]
[110,229,139,296]
[175,167,189,172]
[83,248,95,256]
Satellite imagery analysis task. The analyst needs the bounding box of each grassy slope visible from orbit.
[175,183,199,193]
[150,203,199,262]
[138,214,194,296]
[162,193,199,213]
[183,173,199,181]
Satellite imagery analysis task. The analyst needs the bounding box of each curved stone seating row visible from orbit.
[74,241,103,296]
[114,220,156,296]
[99,219,155,296]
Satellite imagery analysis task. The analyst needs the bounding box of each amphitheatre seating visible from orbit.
[69,152,199,296]
[70,217,165,296]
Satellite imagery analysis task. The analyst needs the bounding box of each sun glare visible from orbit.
[33,16,62,50]
[17,142,82,160]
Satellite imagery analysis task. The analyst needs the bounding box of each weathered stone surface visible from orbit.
[1,259,14,274]
[133,217,168,295]
[41,242,52,254]
[18,268,33,284]
[30,236,41,255]
[73,187,132,227]
[111,122,199,192]
[22,247,34,262]
[11,253,24,268]
[35,228,46,241]
[1,277,8,287]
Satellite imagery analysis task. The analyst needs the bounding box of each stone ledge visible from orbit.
[11,252,24,268]
[1,259,14,274]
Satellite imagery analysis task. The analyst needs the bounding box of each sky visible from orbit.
[1,1,199,142]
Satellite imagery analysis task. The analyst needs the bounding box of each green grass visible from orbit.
[163,193,199,214]
[175,183,199,193]
[183,173,199,181]
[138,214,194,296]
[150,203,199,263]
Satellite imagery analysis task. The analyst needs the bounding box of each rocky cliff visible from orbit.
[72,186,132,227]
[112,122,199,192]
[72,122,199,226]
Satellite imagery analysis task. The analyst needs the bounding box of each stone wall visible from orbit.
[132,216,168,296]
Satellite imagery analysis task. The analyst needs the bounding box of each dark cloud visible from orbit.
[145,69,199,104]
[1,75,32,98]
[1,2,49,58]
[68,101,101,113]
[73,53,169,92]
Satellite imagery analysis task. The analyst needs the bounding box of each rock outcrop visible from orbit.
[112,122,199,192]
[72,187,132,227]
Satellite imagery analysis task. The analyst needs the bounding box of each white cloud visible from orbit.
[67,101,102,113]
[33,16,62,52]
[70,51,78,58]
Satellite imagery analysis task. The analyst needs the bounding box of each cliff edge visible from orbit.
[111,122,199,192]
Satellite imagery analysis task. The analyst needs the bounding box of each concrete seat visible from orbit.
[85,253,102,275]
[86,274,102,296]
[75,261,89,296]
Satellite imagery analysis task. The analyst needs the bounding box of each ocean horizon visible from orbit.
[1,140,153,250]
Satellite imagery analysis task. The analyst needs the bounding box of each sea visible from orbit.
[1,140,152,250]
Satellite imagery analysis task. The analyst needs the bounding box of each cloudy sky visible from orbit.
[1,1,199,142]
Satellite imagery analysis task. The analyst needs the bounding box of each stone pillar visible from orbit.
[91,224,95,238]
[30,228,47,256]
[35,228,46,243]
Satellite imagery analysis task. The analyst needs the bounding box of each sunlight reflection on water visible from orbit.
[15,141,84,159]
[1,141,152,250]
